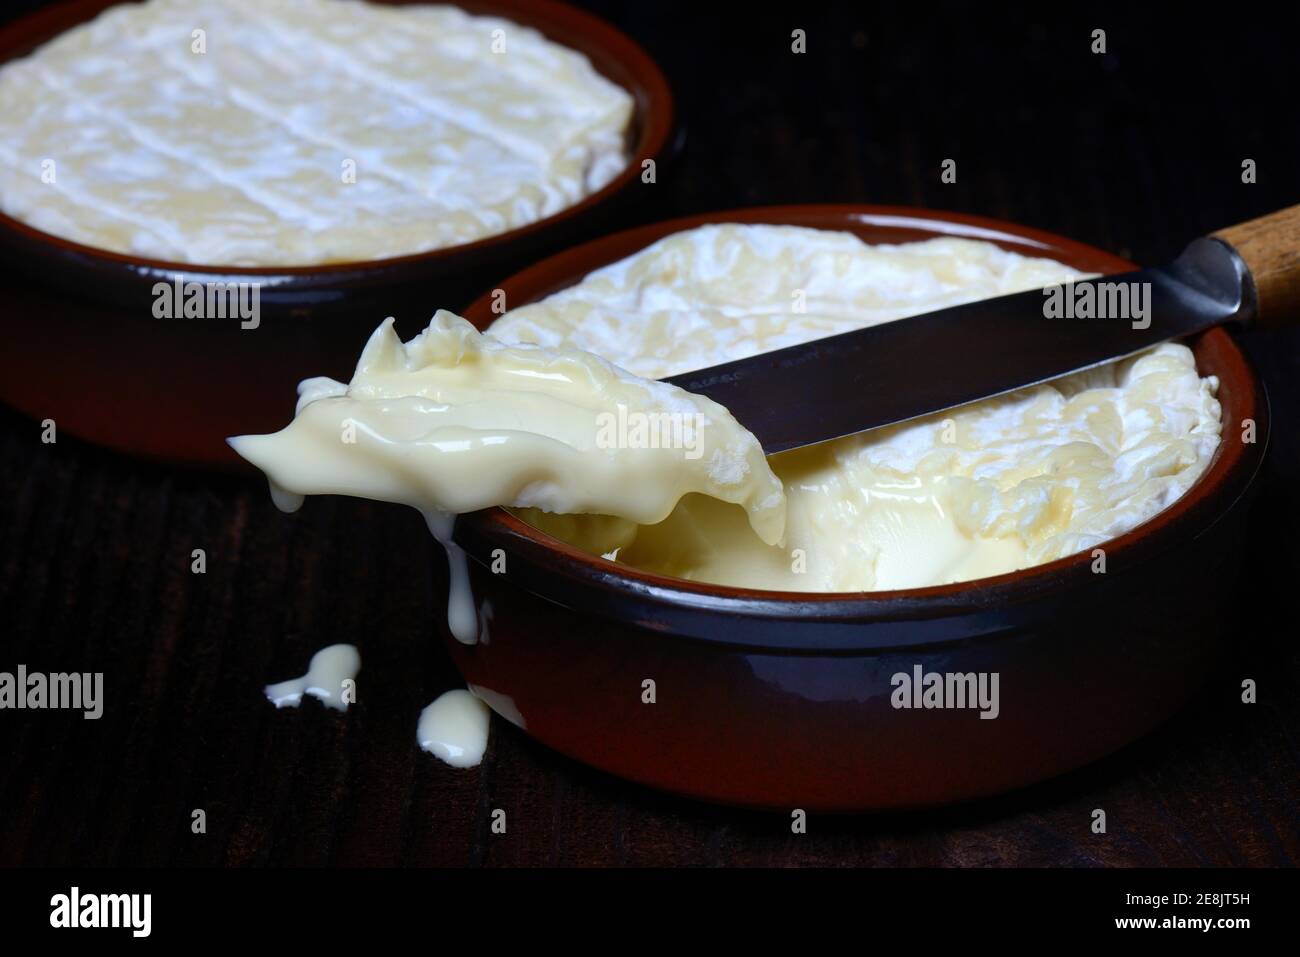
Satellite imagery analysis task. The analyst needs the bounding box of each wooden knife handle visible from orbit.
[1212,204,1300,328]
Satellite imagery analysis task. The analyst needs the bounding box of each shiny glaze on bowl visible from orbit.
[0,0,675,466]
[442,205,1269,811]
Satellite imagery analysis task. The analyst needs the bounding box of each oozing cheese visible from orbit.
[234,225,1222,599]
[0,0,633,265]
[492,225,1223,591]
[230,310,785,546]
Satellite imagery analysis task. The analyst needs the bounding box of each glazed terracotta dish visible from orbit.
[0,0,674,464]
[433,206,1269,810]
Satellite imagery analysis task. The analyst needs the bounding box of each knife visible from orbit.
[664,205,1299,454]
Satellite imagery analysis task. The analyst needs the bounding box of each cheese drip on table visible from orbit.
[491,225,1224,591]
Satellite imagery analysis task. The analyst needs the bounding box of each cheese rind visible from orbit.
[492,225,1223,591]
[0,0,633,265]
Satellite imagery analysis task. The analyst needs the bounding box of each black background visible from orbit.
[0,1,1296,866]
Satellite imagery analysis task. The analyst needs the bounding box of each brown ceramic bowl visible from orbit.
[444,205,1269,811]
[0,0,674,466]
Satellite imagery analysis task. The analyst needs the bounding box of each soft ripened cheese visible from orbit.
[232,309,783,648]
[492,225,1223,591]
[0,0,633,265]
[230,310,784,545]
[490,226,1098,378]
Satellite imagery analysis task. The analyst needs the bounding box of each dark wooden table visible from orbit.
[0,3,1297,866]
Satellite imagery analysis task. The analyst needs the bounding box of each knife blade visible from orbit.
[663,236,1257,454]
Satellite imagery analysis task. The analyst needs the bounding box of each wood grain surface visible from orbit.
[0,2,1297,867]
[1214,205,1300,328]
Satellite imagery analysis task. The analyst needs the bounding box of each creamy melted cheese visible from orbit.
[492,225,1223,591]
[417,689,490,768]
[0,0,633,265]
[264,643,360,711]
[230,310,784,545]
[232,308,783,652]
